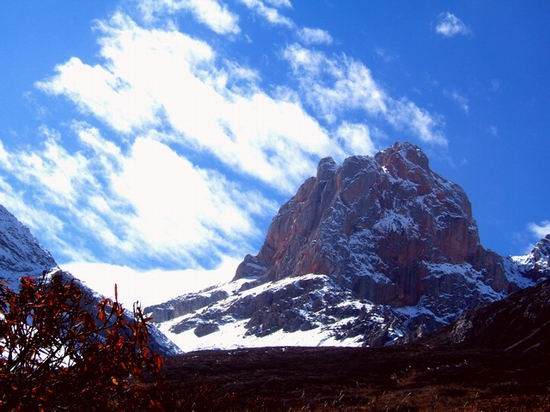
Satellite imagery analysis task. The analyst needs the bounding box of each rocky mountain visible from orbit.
[0,205,56,288]
[160,279,550,411]
[425,276,550,354]
[146,142,548,351]
[0,204,179,356]
[504,234,550,289]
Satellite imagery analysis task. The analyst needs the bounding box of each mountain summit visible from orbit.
[235,142,507,303]
[146,143,547,351]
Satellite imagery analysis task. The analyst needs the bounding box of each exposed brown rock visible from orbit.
[234,142,507,307]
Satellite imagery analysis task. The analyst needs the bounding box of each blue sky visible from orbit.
[0,0,549,284]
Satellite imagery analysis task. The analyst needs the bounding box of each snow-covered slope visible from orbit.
[504,234,550,289]
[0,205,56,287]
[146,142,548,352]
[153,274,404,352]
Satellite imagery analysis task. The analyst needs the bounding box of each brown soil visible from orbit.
[160,345,550,411]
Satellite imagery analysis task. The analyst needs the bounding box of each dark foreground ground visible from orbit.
[160,345,550,411]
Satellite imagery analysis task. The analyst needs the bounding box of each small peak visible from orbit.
[375,141,429,170]
[317,157,338,181]
[341,155,376,179]
[532,234,550,256]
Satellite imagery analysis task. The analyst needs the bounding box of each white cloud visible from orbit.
[1,127,99,206]
[18,7,451,275]
[0,125,276,266]
[110,136,263,259]
[297,27,333,45]
[0,174,66,247]
[435,12,471,38]
[336,122,376,156]
[238,0,294,27]
[139,0,240,35]
[529,221,550,239]
[283,44,447,145]
[283,44,386,119]
[37,56,159,134]
[264,0,292,8]
[282,44,326,74]
[62,255,239,308]
[387,99,446,146]
[39,14,339,193]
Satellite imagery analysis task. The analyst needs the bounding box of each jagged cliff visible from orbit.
[236,142,507,304]
[0,205,56,287]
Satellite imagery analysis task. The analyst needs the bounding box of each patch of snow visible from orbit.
[159,318,365,352]
[373,211,418,235]
[503,256,536,288]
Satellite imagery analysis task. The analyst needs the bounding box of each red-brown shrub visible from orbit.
[0,272,165,411]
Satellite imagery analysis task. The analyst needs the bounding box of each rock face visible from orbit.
[235,142,507,306]
[504,234,550,289]
[146,142,548,352]
[0,205,56,287]
[426,276,550,354]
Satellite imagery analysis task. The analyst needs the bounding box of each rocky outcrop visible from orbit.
[146,289,229,323]
[505,235,550,286]
[235,142,507,306]
[0,205,56,287]
[426,275,550,353]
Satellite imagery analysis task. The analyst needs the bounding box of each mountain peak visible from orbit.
[148,142,547,350]
[375,141,430,171]
[533,234,550,258]
[234,141,507,302]
[316,156,338,181]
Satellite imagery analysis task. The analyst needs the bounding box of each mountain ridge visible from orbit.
[0,205,56,288]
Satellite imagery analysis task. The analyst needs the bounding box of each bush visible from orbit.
[0,272,165,411]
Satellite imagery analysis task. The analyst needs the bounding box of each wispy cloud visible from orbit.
[237,0,293,27]
[38,14,340,194]
[264,0,292,8]
[435,12,471,38]
[529,221,550,239]
[2,1,453,274]
[374,48,395,63]
[297,27,333,45]
[139,0,240,35]
[336,122,376,156]
[0,123,277,266]
[282,44,447,146]
[444,89,469,113]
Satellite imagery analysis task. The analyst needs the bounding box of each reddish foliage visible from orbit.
[0,272,166,411]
